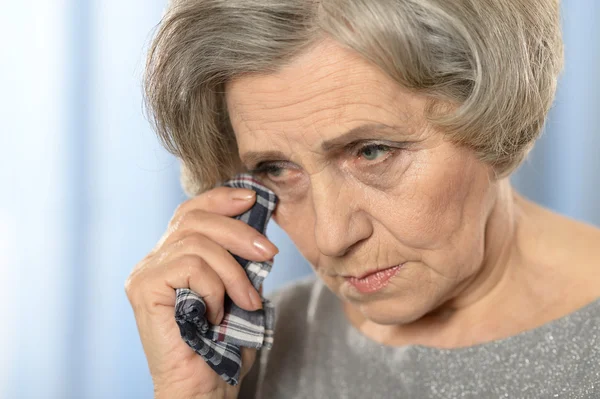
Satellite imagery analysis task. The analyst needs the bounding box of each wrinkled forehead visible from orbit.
[225,39,429,158]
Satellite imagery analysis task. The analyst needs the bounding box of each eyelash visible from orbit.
[253,162,287,178]
[252,142,396,179]
[351,142,394,160]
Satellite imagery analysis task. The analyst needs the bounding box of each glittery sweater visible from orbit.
[239,276,600,399]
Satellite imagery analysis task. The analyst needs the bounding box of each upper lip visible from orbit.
[343,264,402,280]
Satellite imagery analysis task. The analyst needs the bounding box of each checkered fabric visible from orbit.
[174,174,278,386]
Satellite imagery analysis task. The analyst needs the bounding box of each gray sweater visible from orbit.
[240,276,600,398]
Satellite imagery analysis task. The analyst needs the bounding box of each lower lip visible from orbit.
[345,265,402,294]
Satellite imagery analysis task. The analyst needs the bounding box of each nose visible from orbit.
[310,174,372,257]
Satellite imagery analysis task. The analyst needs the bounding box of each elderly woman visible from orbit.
[125,0,600,398]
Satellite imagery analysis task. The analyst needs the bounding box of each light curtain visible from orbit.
[0,1,597,397]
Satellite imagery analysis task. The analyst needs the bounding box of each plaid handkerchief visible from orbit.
[174,174,277,386]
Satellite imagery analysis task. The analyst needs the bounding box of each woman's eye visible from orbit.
[253,162,290,181]
[357,144,392,161]
[262,164,283,177]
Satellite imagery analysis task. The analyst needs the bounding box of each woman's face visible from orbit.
[226,38,497,325]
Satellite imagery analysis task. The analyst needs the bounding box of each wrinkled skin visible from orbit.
[226,37,600,348]
[126,37,600,399]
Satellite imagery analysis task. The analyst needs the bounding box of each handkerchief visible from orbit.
[174,173,277,386]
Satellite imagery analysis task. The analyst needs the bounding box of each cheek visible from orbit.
[272,202,320,265]
[373,153,488,254]
[270,148,490,280]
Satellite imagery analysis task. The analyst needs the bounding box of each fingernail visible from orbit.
[248,288,263,310]
[231,189,255,201]
[253,236,279,257]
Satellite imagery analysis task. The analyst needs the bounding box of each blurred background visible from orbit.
[0,1,598,398]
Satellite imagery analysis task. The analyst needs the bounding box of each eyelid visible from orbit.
[250,160,296,179]
[353,141,388,151]
[250,140,405,172]
[347,140,399,157]
[350,139,403,149]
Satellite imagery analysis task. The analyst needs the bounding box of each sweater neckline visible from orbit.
[322,279,600,353]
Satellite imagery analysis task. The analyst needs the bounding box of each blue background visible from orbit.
[0,1,598,398]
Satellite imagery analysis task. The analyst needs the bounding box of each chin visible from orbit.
[352,296,430,326]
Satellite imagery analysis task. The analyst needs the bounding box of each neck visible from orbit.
[442,178,520,312]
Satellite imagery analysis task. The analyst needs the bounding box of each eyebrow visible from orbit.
[240,123,402,169]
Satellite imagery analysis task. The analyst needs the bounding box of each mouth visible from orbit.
[343,264,404,294]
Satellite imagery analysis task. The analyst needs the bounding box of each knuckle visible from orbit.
[221,268,248,289]
[124,260,147,300]
[177,232,210,250]
[174,237,241,287]
[123,275,134,298]
[204,283,225,302]
[163,231,212,256]
[177,254,209,276]
[124,272,142,304]
[174,198,193,217]
[124,255,165,307]
[176,254,224,297]
[169,199,201,228]
[175,209,209,230]
[169,201,188,225]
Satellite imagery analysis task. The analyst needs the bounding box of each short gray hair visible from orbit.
[144,0,563,196]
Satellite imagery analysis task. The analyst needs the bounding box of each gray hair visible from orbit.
[144,0,563,196]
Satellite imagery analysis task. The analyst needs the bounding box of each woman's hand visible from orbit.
[125,186,278,399]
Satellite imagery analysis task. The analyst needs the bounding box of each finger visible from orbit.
[174,186,257,219]
[160,210,279,262]
[162,254,227,325]
[152,187,258,255]
[127,252,227,326]
[159,233,262,312]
